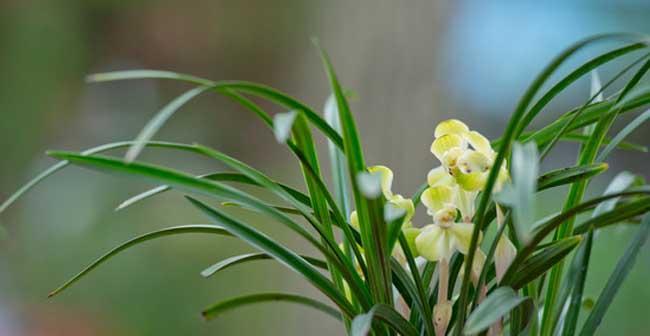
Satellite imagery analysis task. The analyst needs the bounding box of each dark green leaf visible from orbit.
[201,252,327,278]
[202,292,341,321]
[510,236,582,289]
[48,225,231,297]
[537,163,608,191]
[186,196,356,318]
[579,214,650,335]
[596,108,650,161]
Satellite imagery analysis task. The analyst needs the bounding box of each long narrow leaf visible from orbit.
[48,225,231,297]
[596,108,650,161]
[579,214,650,335]
[201,252,327,278]
[202,292,341,321]
[186,196,356,318]
[464,287,531,335]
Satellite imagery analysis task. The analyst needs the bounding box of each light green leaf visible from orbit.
[596,108,650,161]
[464,287,531,335]
[125,86,209,162]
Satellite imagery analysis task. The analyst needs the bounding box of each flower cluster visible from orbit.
[349,119,517,335]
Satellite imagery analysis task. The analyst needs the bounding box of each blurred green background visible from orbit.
[1,1,649,335]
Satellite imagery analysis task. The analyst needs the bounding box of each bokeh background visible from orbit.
[1,1,649,335]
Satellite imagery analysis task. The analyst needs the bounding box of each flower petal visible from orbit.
[457,150,491,175]
[368,165,394,199]
[415,225,454,261]
[465,130,493,157]
[431,134,465,161]
[435,119,469,138]
[427,166,455,187]
[449,222,480,254]
[422,185,455,215]
[390,194,415,223]
[454,170,487,191]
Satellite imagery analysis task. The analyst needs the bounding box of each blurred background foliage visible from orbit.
[0,0,648,335]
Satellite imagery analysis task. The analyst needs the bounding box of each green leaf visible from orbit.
[560,133,647,153]
[0,141,196,214]
[88,70,345,149]
[510,236,582,289]
[315,40,392,307]
[201,292,341,321]
[495,142,539,243]
[537,163,609,191]
[464,287,531,335]
[116,171,312,211]
[125,86,210,162]
[579,214,650,336]
[350,304,418,336]
[45,151,330,258]
[48,225,231,297]
[596,108,650,161]
[201,252,327,278]
[573,197,650,234]
[186,196,356,318]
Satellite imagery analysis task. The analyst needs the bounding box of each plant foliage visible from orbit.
[3,34,650,335]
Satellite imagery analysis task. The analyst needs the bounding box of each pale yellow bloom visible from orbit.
[415,205,480,262]
[430,119,509,192]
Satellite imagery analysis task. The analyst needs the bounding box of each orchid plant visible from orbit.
[2,34,650,335]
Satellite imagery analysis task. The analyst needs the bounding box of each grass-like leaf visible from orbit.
[48,225,231,297]
[509,236,582,289]
[579,213,650,335]
[201,252,327,278]
[201,292,341,321]
[596,108,650,161]
[186,196,356,318]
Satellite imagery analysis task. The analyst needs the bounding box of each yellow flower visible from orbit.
[415,204,480,262]
[350,165,419,259]
[430,119,509,192]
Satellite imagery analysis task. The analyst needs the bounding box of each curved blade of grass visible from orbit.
[537,163,608,191]
[191,144,371,308]
[537,52,650,159]
[558,171,637,334]
[596,108,650,161]
[45,151,332,260]
[186,196,356,318]
[0,141,196,214]
[573,197,650,234]
[201,292,341,321]
[510,236,582,289]
[500,187,650,285]
[464,287,530,335]
[543,51,650,336]
[516,42,648,139]
[125,86,210,162]
[351,304,418,336]
[201,252,327,278]
[88,70,345,150]
[315,40,392,307]
[579,213,650,336]
[48,224,231,297]
[116,172,312,212]
[561,133,647,153]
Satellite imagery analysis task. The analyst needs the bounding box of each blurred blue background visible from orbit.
[1,1,648,335]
